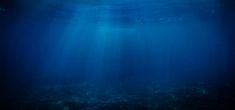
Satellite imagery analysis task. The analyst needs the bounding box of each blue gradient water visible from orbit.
[2,0,234,109]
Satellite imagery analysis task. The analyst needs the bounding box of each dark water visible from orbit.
[1,0,235,110]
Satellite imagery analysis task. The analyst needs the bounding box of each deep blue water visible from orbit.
[1,0,235,110]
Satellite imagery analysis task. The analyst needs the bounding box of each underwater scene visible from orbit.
[1,0,235,110]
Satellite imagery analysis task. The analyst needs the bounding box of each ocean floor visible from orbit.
[3,82,234,110]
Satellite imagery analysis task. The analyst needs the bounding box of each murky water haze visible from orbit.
[1,0,235,110]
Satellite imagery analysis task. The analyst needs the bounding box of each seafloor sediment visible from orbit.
[3,82,234,110]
